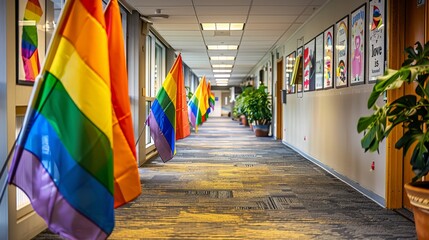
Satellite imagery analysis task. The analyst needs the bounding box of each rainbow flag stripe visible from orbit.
[188,76,209,131]
[8,0,114,239]
[147,55,185,162]
[105,0,141,208]
[21,0,43,80]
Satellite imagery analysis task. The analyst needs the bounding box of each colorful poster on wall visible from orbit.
[335,16,348,88]
[323,25,334,89]
[296,47,303,93]
[315,33,324,90]
[304,39,315,91]
[369,0,385,83]
[285,51,296,94]
[351,4,366,85]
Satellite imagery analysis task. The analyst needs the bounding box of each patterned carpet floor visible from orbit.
[34,117,416,239]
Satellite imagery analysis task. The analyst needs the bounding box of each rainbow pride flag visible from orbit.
[8,0,114,239]
[21,0,43,81]
[188,76,209,132]
[105,0,141,208]
[175,56,190,141]
[147,54,188,162]
[205,82,215,119]
[208,82,215,111]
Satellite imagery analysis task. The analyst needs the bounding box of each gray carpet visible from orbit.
[34,117,416,239]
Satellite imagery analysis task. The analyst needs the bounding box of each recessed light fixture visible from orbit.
[212,64,233,68]
[201,23,244,31]
[216,79,229,83]
[217,83,228,86]
[214,74,230,78]
[213,69,232,73]
[207,45,238,50]
[210,56,235,61]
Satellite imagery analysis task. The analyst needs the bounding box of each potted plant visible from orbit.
[246,85,272,137]
[233,87,254,126]
[357,41,429,239]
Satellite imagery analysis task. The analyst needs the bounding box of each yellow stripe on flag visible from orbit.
[48,37,112,145]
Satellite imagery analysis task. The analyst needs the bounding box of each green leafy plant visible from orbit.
[357,41,429,182]
[246,85,272,126]
[185,86,193,101]
[233,86,254,119]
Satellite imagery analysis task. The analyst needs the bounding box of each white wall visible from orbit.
[211,90,222,117]
[252,0,387,204]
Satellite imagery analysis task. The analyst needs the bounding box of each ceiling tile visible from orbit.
[250,6,306,15]
[193,0,251,5]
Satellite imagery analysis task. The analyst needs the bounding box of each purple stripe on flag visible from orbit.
[147,112,174,162]
[188,108,196,128]
[9,148,109,240]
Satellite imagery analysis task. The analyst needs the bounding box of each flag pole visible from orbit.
[0,134,19,204]
[135,121,148,146]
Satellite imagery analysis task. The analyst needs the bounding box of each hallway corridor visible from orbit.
[36,117,416,239]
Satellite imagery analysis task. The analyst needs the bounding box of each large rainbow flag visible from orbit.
[188,76,210,132]
[8,0,114,239]
[105,0,141,208]
[208,82,215,111]
[21,0,43,81]
[204,81,215,119]
[147,54,189,162]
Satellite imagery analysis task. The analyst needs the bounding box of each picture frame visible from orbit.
[16,0,63,86]
[315,33,324,90]
[285,51,296,94]
[335,15,349,88]
[303,38,315,92]
[368,0,386,83]
[350,3,366,85]
[323,25,334,89]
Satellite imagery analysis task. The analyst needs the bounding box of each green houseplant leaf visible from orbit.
[358,41,429,182]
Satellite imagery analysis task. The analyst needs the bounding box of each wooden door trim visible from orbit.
[386,0,406,209]
[276,59,283,140]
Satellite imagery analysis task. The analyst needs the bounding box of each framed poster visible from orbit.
[285,51,296,94]
[323,25,334,89]
[303,39,315,92]
[335,16,349,88]
[315,33,324,90]
[16,0,64,85]
[368,0,386,83]
[296,47,303,93]
[351,4,366,85]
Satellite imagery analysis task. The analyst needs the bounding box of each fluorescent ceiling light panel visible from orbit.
[216,78,229,83]
[213,69,232,73]
[207,45,238,50]
[201,23,216,30]
[212,64,233,68]
[230,23,244,30]
[201,23,244,31]
[217,83,228,86]
[210,56,235,61]
[214,74,230,78]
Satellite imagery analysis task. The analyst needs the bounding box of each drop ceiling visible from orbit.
[125,0,329,86]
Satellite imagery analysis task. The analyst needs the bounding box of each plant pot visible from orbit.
[254,124,269,137]
[241,115,248,126]
[404,181,429,239]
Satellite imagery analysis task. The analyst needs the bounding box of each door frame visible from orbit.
[276,58,283,140]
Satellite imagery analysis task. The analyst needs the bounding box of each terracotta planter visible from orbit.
[404,181,429,240]
[254,124,269,137]
[241,115,248,126]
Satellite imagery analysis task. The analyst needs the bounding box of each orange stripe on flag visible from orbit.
[105,0,141,208]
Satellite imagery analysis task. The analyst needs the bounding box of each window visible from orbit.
[145,32,166,148]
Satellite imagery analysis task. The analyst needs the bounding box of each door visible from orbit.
[387,0,428,209]
[276,59,283,140]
